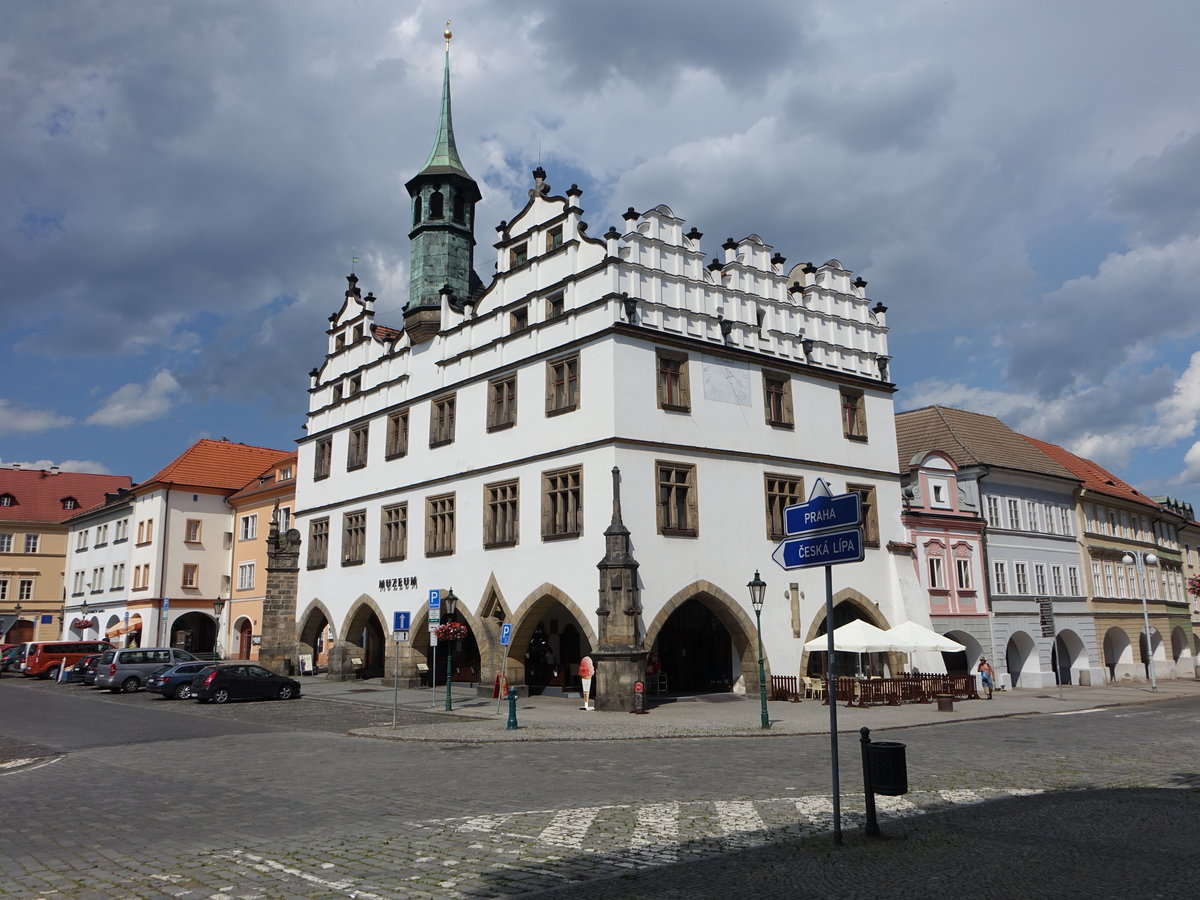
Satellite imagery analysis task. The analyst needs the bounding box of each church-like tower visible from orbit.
[403,24,481,344]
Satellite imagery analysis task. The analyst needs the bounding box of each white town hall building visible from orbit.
[292,32,920,708]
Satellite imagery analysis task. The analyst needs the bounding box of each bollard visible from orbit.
[630,680,648,714]
[506,687,519,730]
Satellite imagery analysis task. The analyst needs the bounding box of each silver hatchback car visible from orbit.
[94,647,198,693]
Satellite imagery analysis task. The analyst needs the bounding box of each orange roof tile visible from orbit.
[140,439,291,494]
[0,468,132,525]
[227,452,298,503]
[1022,436,1160,510]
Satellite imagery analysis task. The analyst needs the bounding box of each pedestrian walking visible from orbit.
[578,655,595,710]
[979,657,994,699]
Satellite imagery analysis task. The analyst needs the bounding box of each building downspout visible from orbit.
[157,484,172,646]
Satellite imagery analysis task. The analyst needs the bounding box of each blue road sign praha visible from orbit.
[784,490,861,536]
[772,527,864,570]
[393,611,411,632]
[428,589,441,610]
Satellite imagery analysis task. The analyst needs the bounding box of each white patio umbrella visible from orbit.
[883,620,966,672]
[803,619,893,677]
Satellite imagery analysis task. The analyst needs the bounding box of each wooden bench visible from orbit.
[770,674,801,701]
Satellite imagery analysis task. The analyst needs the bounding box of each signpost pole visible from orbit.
[393,632,400,728]
[825,563,842,846]
[431,643,438,707]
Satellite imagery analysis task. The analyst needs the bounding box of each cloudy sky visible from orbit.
[4,0,1200,503]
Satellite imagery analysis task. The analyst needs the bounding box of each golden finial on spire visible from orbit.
[444,20,452,51]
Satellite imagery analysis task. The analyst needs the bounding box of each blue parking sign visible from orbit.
[499,623,513,646]
[428,589,441,610]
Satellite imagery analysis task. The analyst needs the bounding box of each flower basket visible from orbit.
[1188,575,1200,599]
[434,621,469,642]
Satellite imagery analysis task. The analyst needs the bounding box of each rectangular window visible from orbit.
[237,562,255,591]
[986,496,1001,528]
[1117,566,1128,598]
[425,493,456,556]
[547,292,564,319]
[656,352,691,412]
[1108,511,1118,536]
[380,504,408,562]
[278,506,292,532]
[1091,561,1102,595]
[1027,500,1039,533]
[841,388,867,440]
[764,474,804,541]
[278,466,293,481]
[182,564,199,589]
[73,570,85,595]
[18,579,32,601]
[112,563,125,590]
[91,567,104,593]
[342,510,367,565]
[1052,565,1064,595]
[546,354,580,415]
[510,306,529,332]
[955,558,972,591]
[1015,562,1029,594]
[185,519,202,543]
[656,462,698,536]
[763,371,794,428]
[1068,566,1080,595]
[993,561,1009,594]
[307,517,329,569]
[546,225,563,252]
[1034,563,1047,594]
[24,534,39,554]
[77,530,89,551]
[95,524,108,546]
[1103,563,1115,596]
[542,466,583,540]
[347,424,369,469]
[0,533,11,553]
[0,579,7,599]
[1007,499,1021,530]
[240,514,258,542]
[847,483,880,546]
[1045,506,1057,535]
[484,480,520,547]
[488,374,518,431]
[386,410,409,459]
[132,565,145,591]
[430,394,457,447]
[511,242,528,267]
[928,555,945,589]
[314,437,332,480]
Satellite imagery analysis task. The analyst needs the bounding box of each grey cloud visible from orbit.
[1109,132,1200,246]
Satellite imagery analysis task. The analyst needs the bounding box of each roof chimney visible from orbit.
[50,465,60,475]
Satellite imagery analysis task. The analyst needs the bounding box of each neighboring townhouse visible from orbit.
[60,487,136,645]
[1027,439,1194,683]
[895,449,990,674]
[1173,501,1200,673]
[101,439,291,655]
[0,466,132,644]
[226,454,297,660]
[896,407,1095,689]
[293,35,911,707]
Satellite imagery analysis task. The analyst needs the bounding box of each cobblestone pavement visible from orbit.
[1,678,1198,898]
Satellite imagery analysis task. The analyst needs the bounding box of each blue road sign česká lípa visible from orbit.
[772,527,864,570]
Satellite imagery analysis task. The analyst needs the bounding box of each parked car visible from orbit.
[94,648,198,693]
[19,641,113,679]
[146,661,212,700]
[192,664,301,704]
[81,653,103,686]
[0,644,22,674]
[64,654,102,684]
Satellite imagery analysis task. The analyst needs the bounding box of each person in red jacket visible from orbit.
[578,655,595,710]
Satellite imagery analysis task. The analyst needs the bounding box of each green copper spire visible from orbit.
[418,23,472,180]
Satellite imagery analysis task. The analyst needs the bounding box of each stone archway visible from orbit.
[942,629,982,675]
[1052,629,1088,685]
[409,594,488,689]
[1005,631,1038,688]
[799,589,896,679]
[1138,626,1165,681]
[327,595,388,681]
[644,581,762,696]
[503,584,597,696]
[1103,627,1133,682]
[297,599,336,676]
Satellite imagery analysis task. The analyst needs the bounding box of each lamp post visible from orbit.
[443,588,458,711]
[747,570,770,729]
[1122,551,1159,690]
[80,599,89,635]
[212,597,226,661]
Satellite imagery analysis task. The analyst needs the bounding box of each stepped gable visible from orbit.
[0,468,132,524]
[142,439,291,492]
[895,405,1076,480]
[1022,435,1159,509]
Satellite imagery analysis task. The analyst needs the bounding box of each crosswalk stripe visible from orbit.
[938,789,982,804]
[714,800,768,847]
[537,807,602,849]
[794,796,835,829]
[630,802,680,862]
[457,813,512,832]
[875,795,923,815]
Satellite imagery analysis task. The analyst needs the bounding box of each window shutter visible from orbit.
[678,359,691,409]
[483,487,494,543]
[486,385,497,430]
[686,466,698,531]
[545,363,556,412]
[656,360,666,409]
[782,377,794,424]
[541,476,552,536]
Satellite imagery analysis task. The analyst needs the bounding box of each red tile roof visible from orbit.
[140,439,291,494]
[227,452,298,502]
[0,468,132,525]
[372,324,403,342]
[1021,436,1160,510]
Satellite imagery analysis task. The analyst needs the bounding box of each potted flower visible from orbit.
[1188,575,1200,599]
[434,621,469,644]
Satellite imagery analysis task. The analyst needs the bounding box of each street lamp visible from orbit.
[212,597,226,661]
[443,588,458,711]
[747,570,770,729]
[1122,551,1159,690]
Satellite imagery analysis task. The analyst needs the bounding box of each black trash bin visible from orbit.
[867,740,908,796]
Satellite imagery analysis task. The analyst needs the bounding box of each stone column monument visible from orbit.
[593,467,647,711]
